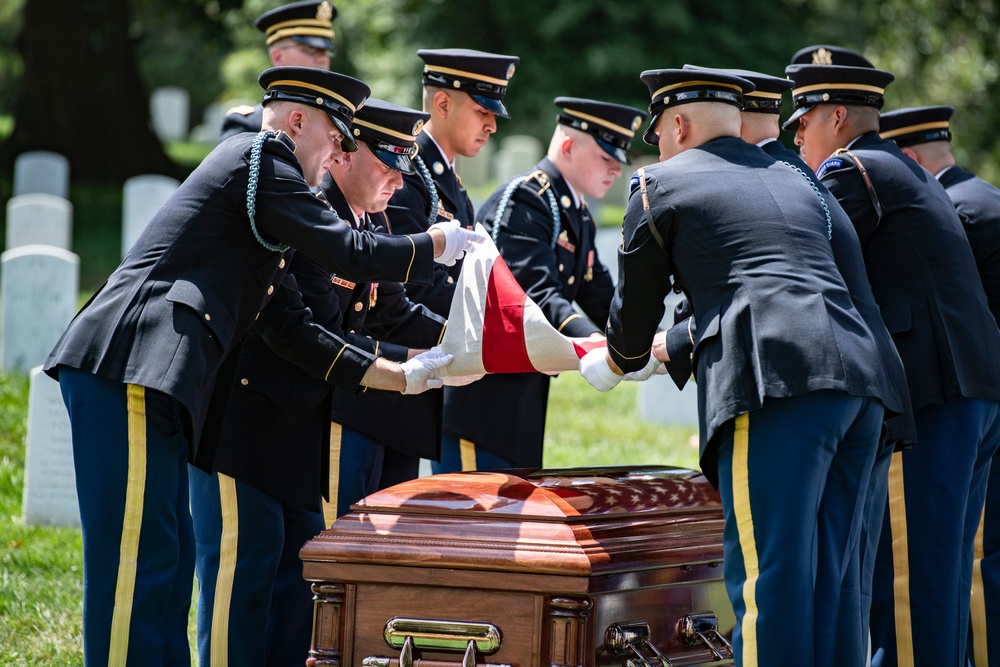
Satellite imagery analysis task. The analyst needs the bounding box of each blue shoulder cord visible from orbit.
[779,160,832,240]
[413,155,440,226]
[246,130,290,253]
[491,175,561,248]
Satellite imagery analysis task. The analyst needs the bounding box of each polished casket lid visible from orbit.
[301,466,723,577]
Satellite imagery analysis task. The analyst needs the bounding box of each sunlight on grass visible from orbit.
[545,372,699,471]
[0,368,700,666]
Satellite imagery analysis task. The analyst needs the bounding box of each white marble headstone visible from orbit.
[22,366,79,526]
[5,193,73,250]
[13,151,70,199]
[150,86,190,142]
[492,134,544,183]
[122,175,179,256]
[1,245,80,373]
[593,226,699,426]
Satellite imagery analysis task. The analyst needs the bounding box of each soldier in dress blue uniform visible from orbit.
[580,67,907,667]
[880,105,1000,667]
[671,66,916,665]
[437,96,645,472]
[43,67,477,667]
[785,58,1000,667]
[188,98,448,667]
[219,1,337,141]
[329,49,518,482]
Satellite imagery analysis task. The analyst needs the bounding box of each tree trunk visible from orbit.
[0,0,183,183]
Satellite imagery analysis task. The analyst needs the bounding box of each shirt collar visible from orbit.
[935,165,957,180]
[422,129,456,171]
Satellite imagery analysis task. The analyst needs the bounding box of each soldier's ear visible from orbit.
[288,108,306,136]
[432,90,452,118]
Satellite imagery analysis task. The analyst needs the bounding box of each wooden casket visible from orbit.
[300,465,735,666]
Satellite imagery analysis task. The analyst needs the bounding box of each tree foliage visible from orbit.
[0,0,997,182]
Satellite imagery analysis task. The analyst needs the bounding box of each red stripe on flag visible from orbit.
[572,339,607,359]
[482,258,536,373]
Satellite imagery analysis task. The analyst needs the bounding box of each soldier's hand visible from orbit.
[429,219,486,266]
[579,348,623,392]
[400,346,454,394]
[622,354,663,382]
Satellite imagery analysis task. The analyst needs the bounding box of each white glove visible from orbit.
[400,347,454,394]
[579,348,623,392]
[622,355,664,382]
[441,373,485,387]
[430,220,486,266]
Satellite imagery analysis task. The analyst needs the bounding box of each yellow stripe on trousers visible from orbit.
[108,385,149,667]
[323,423,343,528]
[732,413,760,667]
[459,438,477,471]
[888,452,914,667]
[972,505,988,666]
[210,473,239,667]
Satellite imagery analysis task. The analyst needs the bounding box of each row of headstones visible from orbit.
[11,151,179,527]
[5,151,179,373]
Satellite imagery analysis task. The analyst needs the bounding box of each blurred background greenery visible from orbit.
[1,0,999,291]
[1,2,996,662]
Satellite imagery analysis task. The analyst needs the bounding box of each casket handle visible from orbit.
[383,617,502,654]
[604,621,674,666]
[675,612,733,660]
[363,618,510,667]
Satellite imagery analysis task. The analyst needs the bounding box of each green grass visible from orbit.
[0,372,85,667]
[0,368,696,666]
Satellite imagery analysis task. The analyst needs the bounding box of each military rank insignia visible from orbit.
[556,230,576,253]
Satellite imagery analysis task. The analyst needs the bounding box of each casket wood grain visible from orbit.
[301,466,734,666]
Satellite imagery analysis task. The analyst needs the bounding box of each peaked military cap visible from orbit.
[417,48,520,119]
[351,99,430,175]
[879,105,955,147]
[554,97,646,164]
[639,68,754,146]
[782,64,895,131]
[789,45,876,68]
[684,65,793,114]
[255,1,337,54]
[259,66,369,152]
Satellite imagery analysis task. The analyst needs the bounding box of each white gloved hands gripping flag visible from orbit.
[438,223,606,377]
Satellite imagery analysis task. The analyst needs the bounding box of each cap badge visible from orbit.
[812,48,834,65]
[412,119,425,135]
[631,115,643,131]
[507,63,516,79]
[433,161,445,175]
[316,1,334,23]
